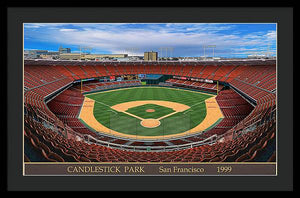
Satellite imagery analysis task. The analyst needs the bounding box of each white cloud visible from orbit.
[59,29,77,32]
[24,23,277,57]
[266,30,276,40]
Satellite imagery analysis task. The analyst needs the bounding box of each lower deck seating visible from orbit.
[71,80,142,93]
[24,110,275,162]
[165,79,224,93]
[23,62,276,162]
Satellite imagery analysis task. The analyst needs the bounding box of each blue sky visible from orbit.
[24,23,276,58]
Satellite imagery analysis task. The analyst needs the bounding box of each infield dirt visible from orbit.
[79,96,223,140]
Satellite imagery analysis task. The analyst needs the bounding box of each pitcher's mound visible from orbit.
[146,109,155,112]
[140,119,161,128]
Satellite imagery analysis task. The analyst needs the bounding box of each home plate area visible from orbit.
[140,119,161,128]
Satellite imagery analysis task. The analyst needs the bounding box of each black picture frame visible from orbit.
[6,5,293,191]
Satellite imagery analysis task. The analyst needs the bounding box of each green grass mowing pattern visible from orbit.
[86,87,212,136]
[126,104,175,119]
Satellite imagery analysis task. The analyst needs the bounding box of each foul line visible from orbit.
[93,100,112,108]
[189,100,206,108]
[90,99,120,115]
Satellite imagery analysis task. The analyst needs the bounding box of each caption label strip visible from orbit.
[24,163,276,176]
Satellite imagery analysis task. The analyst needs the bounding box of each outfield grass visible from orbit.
[85,87,212,136]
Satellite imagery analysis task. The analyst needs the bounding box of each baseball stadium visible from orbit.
[24,59,276,162]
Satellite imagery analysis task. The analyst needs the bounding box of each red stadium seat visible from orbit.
[24,60,276,163]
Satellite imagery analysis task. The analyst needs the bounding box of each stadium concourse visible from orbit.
[24,59,276,162]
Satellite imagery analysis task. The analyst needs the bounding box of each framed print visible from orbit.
[7,6,293,191]
[23,22,277,176]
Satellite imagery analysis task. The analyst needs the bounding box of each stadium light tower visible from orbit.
[126,47,140,56]
[126,48,135,56]
[126,48,132,56]
[165,47,174,58]
[165,47,168,58]
[265,43,272,58]
[169,47,174,57]
[206,45,216,58]
[78,46,93,55]
[125,48,133,56]
[245,51,259,59]
[160,47,169,59]
[136,48,140,56]
[77,46,92,61]
[131,48,135,56]
[159,47,163,58]
[203,45,217,59]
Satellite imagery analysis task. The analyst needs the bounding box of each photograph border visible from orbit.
[7,6,293,191]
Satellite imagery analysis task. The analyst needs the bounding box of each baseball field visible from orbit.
[79,87,224,139]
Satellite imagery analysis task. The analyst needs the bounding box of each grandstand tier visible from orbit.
[24,60,276,162]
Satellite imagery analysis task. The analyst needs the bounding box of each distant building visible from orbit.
[24,50,49,59]
[59,46,71,54]
[59,53,128,60]
[24,50,29,59]
[247,54,267,59]
[144,51,158,61]
[39,52,60,59]
[24,50,61,59]
[84,54,128,60]
[59,53,81,60]
[129,56,143,61]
